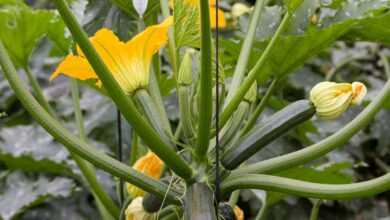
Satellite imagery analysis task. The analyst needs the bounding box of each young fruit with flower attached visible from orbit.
[222,81,367,170]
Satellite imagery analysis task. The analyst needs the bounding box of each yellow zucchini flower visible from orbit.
[127,151,164,198]
[125,197,154,220]
[208,0,227,29]
[310,81,367,120]
[50,17,173,94]
[234,206,244,220]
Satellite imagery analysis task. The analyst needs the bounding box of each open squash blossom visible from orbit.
[50,17,173,94]
[127,151,164,198]
[171,0,226,28]
[234,206,244,220]
[125,197,154,220]
[310,81,367,120]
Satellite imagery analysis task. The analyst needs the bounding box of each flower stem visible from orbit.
[23,66,56,117]
[254,201,268,220]
[70,79,120,218]
[228,190,240,207]
[53,0,193,181]
[0,40,181,204]
[221,173,390,200]
[309,199,322,220]
[232,77,390,175]
[242,78,278,134]
[220,12,291,128]
[196,0,213,160]
[225,0,268,104]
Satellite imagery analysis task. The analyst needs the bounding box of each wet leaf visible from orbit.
[0,125,73,175]
[0,171,75,220]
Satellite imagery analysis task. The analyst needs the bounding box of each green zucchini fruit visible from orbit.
[143,191,164,213]
[142,177,176,213]
[222,100,315,170]
[184,183,217,220]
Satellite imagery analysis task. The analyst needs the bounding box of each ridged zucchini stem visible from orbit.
[221,173,390,200]
[225,0,268,104]
[134,89,175,147]
[185,183,217,220]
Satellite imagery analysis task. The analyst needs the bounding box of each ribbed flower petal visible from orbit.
[310,81,366,120]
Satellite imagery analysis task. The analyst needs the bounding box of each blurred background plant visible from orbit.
[0,0,389,219]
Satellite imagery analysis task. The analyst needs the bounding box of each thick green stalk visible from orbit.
[185,183,217,220]
[242,79,278,134]
[134,89,174,146]
[195,0,213,159]
[225,0,267,104]
[130,131,139,166]
[53,0,193,181]
[24,66,56,116]
[232,77,390,175]
[149,65,173,136]
[221,173,390,200]
[220,12,291,128]
[0,40,181,204]
[70,80,120,218]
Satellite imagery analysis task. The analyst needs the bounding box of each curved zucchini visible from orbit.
[222,100,315,170]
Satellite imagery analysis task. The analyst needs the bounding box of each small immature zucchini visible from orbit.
[222,100,315,170]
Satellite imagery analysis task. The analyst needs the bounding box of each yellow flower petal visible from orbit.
[50,55,100,86]
[51,19,172,94]
[210,7,227,28]
[127,151,164,198]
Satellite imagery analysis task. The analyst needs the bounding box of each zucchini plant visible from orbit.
[0,0,390,219]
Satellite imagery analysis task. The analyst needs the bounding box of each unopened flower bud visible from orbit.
[127,151,164,197]
[244,82,257,103]
[231,3,252,18]
[125,197,155,220]
[310,81,367,120]
[178,50,194,86]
